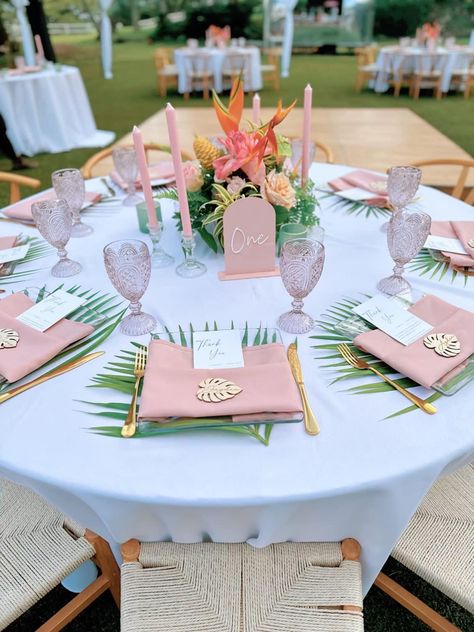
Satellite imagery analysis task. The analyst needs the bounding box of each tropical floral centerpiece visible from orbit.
[161,77,319,253]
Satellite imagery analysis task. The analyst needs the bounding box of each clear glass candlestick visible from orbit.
[52,168,93,237]
[147,221,174,268]
[176,232,207,278]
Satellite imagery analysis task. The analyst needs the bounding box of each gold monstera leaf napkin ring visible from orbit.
[196,378,242,403]
[0,328,19,349]
[423,333,461,358]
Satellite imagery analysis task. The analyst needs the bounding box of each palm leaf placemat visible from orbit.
[408,248,471,286]
[310,296,442,419]
[0,235,52,285]
[0,284,125,396]
[83,323,277,444]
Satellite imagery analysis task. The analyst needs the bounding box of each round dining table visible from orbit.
[374,45,474,93]
[174,46,262,94]
[0,65,115,156]
[0,163,473,595]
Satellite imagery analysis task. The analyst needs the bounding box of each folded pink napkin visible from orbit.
[430,221,474,268]
[3,191,102,222]
[354,295,474,388]
[138,340,303,421]
[0,293,94,383]
[110,162,175,191]
[329,170,388,206]
[0,236,17,250]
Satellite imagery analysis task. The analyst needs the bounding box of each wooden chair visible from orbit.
[0,171,40,203]
[182,51,214,100]
[260,47,281,91]
[354,46,378,92]
[410,158,474,205]
[376,462,474,632]
[0,478,120,632]
[222,51,251,93]
[81,143,193,180]
[315,140,335,164]
[410,53,445,99]
[154,48,178,97]
[450,59,474,99]
[383,53,412,97]
[120,539,364,631]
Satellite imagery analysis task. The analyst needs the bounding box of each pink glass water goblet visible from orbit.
[278,238,325,334]
[377,207,431,296]
[381,165,422,232]
[112,147,143,206]
[52,168,93,237]
[31,199,82,277]
[103,239,156,336]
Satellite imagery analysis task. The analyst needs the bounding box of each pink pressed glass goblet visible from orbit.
[112,147,143,207]
[377,207,431,296]
[31,199,82,277]
[52,168,93,237]
[103,239,156,336]
[278,238,325,334]
[381,165,422,232]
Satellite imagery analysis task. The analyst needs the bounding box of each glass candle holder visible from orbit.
[136,201,163,234]
[278,223,308,255]
[176,231,207,278]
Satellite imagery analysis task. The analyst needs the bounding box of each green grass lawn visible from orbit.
[2,33,474,632]
[2,31,473,205]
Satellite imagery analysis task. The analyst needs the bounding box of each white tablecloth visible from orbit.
[374,46,474,93]
[0,163,473,595]
[0,65,115,156]
[174,47,262,94]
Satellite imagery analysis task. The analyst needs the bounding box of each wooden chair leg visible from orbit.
[341,539,363,614]
[159,75,166,98]
[203,76,209,100]
[84,529,120,607]
[394,81,401,97]
[375,573,461,632]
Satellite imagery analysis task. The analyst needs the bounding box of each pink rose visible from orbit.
[262,170,296,209]
[182,160,204,192]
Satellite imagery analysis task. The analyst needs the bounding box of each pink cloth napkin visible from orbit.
[110,162,175,191]
[430,221,474,268]
[0,236,17,250]
[3,191,102,222]
[328,170,388,206]
[138,340,303,421]
[0,293,94,383]
[354,295,474,388]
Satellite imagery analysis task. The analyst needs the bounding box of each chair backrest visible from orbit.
[0,171,41,204]
[355,45,377,67]
[410,158,474,204]
[81,144,193,180]
[154,49,171,70]
[223,51,249,75]
[413,52,446,75]
[183,51,212,76]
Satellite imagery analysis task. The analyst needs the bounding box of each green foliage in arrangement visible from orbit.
[408,248,470,286]
[0,285,125,394]
[84,323,278,444]
[0,235,52,285]
[310,296,442,418]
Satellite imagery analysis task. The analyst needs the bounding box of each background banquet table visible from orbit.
[110,107,474,188]
[374,45,474,93]
[174,47,262,94]
[0,163,473,595]
[0,65,115,156]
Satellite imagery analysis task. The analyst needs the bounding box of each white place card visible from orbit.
[193,330,244,370]
[353,295,432,346]
[0,244,30,264]
[16,289,86,332]
[335,187,376,202]
[425,235,468,255]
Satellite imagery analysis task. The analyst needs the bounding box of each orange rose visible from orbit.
[261,170,296,209]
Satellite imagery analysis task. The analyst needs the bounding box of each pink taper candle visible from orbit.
[252,93,260,124]
[34,34,44,60]
[132,125,158,229]
[165,103,192,237]
[301,83,312,185]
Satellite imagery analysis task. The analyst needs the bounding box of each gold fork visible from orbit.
[337,344,437,415]
[121,347,147,438]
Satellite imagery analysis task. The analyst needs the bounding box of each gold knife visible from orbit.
[287,343,320,436]
[0,351,104,404]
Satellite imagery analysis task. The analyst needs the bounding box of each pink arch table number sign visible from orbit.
[218,198,280,281]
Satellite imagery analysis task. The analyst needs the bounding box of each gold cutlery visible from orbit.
[0,351,104,404]
[287,342,320,436]
[337,344,437,415]
[121,346,147,438]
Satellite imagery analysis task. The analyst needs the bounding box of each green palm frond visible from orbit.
[0,285,126,395]
[408,249,469,286]
[319,192,390,218]
[310,296,442,418]
[84,324,277,444]
[0,235,52,285]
